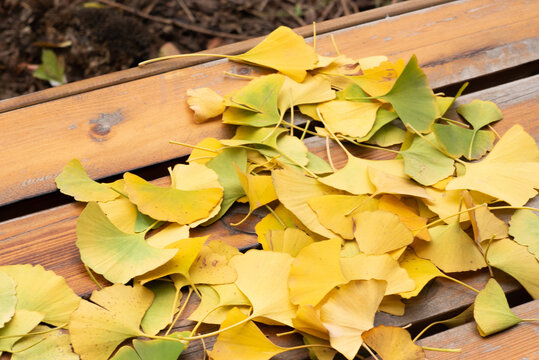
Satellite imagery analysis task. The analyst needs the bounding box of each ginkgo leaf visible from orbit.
[288,238,347,306]
[189,284,250,324]
[272,167,339,238]
[349,59,405,97]
[400,133,454,186]
[379,295,405,316]
[433,123,495,160]
[123,172,223,225]
[278,74,335,113]
[367,166,431,199]
[302,334,337,360]
[229,26,318,82]
[136,236,207,286]
[317,100,381,138]
[379,55,438,133]
[353,210,414,254]
[320,279,387,360]
[0,310,43,353]
[0,271,16,328]
[0,264,80,326]
[412,222,486,272]
[111,335,186,360]
[208,307,288,360]
[423,187,470,222]
[319,157,405,195]
[378,194,430,241]
[255,204,296,248]
[355,108,400,143]
[292,305,329,340]
[264,228,314,257]
[76,202,178,284]
[222,74,284,127]
[205,147,248,224]
[187,87,225,123]
[474,205,508,242]
[509,210,539,260]
[362,325,425,360]
[10,325,79,360]
[234,165,277,222]
[340,253,416,295]
[187,241,238,285]
[141,281,179,336]
[145,223,190,249]
[435,82,468,117]
[99,197,140,234]
[69,284,153,360]
[399,250,447,299]
[169,162,223,227]
[474,278,522,336]
[187,137,223,164]
[446,125,539,207]
[55,159,120,202]
[309,194,379,239]
[487,238,539,299]
[367,123,406,147]
[457,100,503,158]
[229,250,296,326]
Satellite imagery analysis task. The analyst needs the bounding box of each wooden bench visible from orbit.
[1,0,537,358]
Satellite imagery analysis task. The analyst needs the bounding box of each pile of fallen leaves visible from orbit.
[1,26,538,360]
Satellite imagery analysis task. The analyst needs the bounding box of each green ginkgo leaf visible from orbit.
[76,202,178,284]
[457,99,503,131]
[380,55,438,133]
[435,82,468,117]
[222,75,284,127]
[509,209,539,260]
[0,271,16,328]
[433,123,495,160]
[123,172,223,225]
[55,159,120,202]
[0,264,80,327]
[141,281,179,336]
[355,108,400,143]
[110,335,186,360]
[474,278,522,336]
[69,284,153,360]
[400,133,454,185]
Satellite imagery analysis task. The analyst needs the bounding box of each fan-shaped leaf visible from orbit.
[509,210,539,260]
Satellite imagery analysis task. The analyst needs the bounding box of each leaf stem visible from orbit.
[166,287,193,335]
[276,329,297,337]
[139,53,230,67]
[300,120,311,140]
[421,346,461,353]
[265,205,286,228]
[0,323,69,339]
[169,140,220,153]
[223,71,256,80]
[316,108,353,158]
[406,123,466,165]
[441,275,480,293]
[178,314,256,341]
[362,343,380,360]
[84,264,104,290]
[330,34,340,55]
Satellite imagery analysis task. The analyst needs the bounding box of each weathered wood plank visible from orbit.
[0,0,453,113]
[1,0,537,205]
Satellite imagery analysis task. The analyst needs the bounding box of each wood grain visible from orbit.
[0,0,453,114]
[1,0,538,205]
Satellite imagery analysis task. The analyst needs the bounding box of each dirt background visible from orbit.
[0,0,404,100]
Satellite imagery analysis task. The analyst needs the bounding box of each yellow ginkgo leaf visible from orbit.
[320,279,387,360]
[11,325,79,360]
[188,242,238,285]
[353,210,414,254]
[69,284,153,360]
[169,162,224,227]
[399,250,445,299]
[278,74,336,113]
[234,165,277,224]
[123,172,223,225]
[98,196,140,234]
[350,59,405,97]
[379,295,405,316]
[362,325,425,360]
[186,137,223,165]
[230,250,296,326]
[186,87,225,123]
[303,334,338,360]
[292,305,329,340]
[146,223,190,249]
[474,205,508,242]
[288,238,347,307]
[487,238,539,299]
[77,202,178,284]
[379,194,430,241]
[0,264,80,327]
[137,236,207,286]
[340,253,415,295]
[474,278,522,336]
[272,167,340,238]
[55,158,120,202]
[0,271,16,328]
[255,204,296,249]
[265,228,314,257]
[367,167,430,199]
[208,307,287,360]
[423,187,470,222]
[189,283,250,325]
[230,26,318,82]
[412,222,486,273]
[446,125,539,207]
[0,310,44,353]
[309,194,379,239]
[317,100,381,138]
[319,157,405,195]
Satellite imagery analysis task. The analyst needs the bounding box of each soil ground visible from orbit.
[0,0,403,100]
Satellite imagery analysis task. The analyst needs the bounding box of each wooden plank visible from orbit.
[0,74,536,296]
[416,300,539,359]
[1,0,537,205]
[0,0,453,114]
